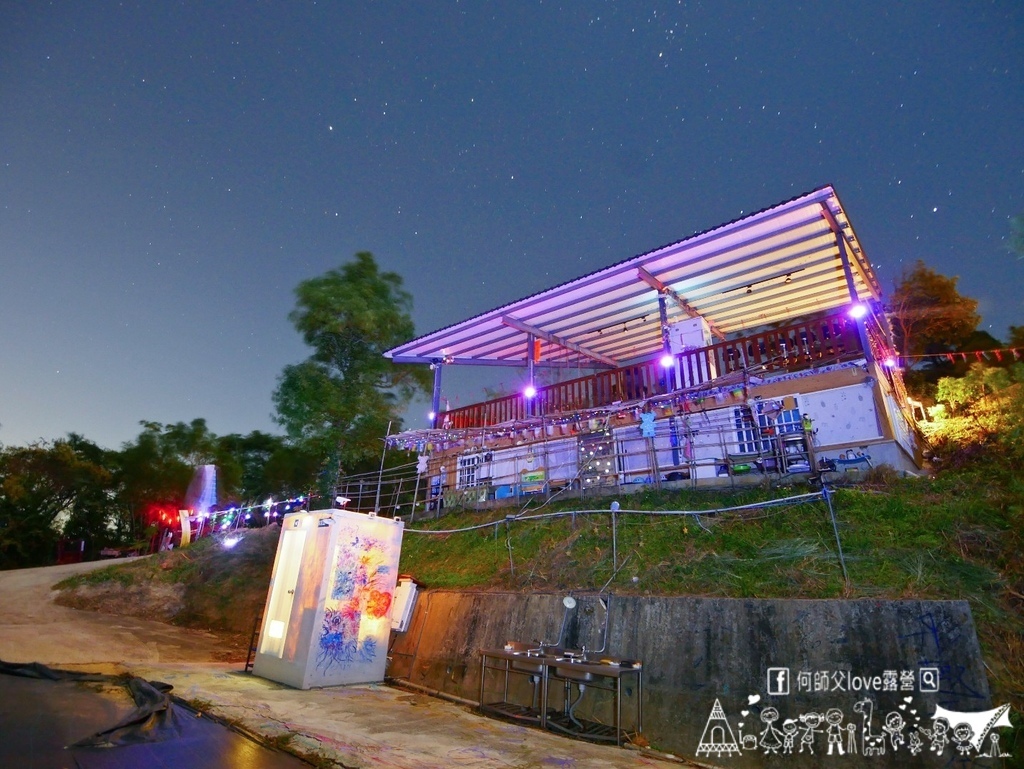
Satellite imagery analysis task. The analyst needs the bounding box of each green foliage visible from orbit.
[935,362,1011,413]
[0,437,118,568]
[273,253,430,490]
[888,260,980,360]
[925,363,1024,465]
[214,431,318,501]
[115,421,199,513]
[57,562,138,589]
[0,419,325,567]
[996,374,1024,460]
[393,472,1023,716]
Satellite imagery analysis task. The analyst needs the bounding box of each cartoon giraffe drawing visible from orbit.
[854,698,886,756]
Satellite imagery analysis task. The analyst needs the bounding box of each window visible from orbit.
[773,404,802,435]
[736,398,801,453]
[456,455,480,489]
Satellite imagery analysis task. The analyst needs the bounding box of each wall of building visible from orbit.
[425,366,919,507]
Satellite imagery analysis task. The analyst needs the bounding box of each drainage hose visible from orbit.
[568,683,586,729]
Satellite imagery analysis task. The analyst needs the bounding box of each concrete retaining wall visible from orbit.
[387,591,997,767]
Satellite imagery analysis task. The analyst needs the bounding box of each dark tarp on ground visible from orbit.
[0,659,310,769]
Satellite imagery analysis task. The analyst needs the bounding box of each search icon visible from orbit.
[920,667,939,692]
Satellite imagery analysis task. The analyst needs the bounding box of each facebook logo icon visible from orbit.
[767,667,790,695]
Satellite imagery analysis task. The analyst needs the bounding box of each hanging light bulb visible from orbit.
[848,303,868,319]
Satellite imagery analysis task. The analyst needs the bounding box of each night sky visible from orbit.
[2,2,1022,450]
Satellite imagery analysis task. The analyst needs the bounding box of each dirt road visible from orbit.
[0,559,234,666]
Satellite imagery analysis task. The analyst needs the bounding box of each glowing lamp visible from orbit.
[848,303,868,319]
[428,411,436,420]
[883,356,898,368]
[223,536,241,548]
[660,353,675,368]
[524,384,537,398]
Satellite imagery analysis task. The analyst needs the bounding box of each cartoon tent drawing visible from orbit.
[696,698,742,757]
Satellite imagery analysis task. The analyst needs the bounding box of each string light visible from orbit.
[899,346,1022,362]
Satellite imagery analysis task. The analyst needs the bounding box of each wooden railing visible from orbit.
[444,313,868,429]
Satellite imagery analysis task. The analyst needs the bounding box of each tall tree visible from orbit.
[0,439,113,568]
[888,260,980,361]
[273,253,430,492]
[59,434,133,558]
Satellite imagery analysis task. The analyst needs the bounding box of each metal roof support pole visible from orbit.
[658,293,677,391]
[526,333,536,417]
[823,204,875,366]
[430,360,443,429]
[833,230,875,366]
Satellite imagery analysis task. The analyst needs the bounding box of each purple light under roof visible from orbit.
[848,303,868,319]
[660,354,675,368]
[523,384,537,398]
[883,356,898,368]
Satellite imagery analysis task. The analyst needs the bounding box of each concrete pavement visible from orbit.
[0,561,692,768]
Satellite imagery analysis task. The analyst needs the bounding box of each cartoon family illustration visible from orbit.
[696,696,1012,759]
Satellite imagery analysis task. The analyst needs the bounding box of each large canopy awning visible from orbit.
[385,185,881,370]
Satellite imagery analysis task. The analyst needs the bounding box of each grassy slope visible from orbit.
[399,469,1023,726]
[55,526,280,654]
[55,468,1023,754]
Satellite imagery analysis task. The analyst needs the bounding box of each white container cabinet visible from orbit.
[252,509,404,689]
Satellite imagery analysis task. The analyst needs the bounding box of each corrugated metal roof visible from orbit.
[385,185,880,369]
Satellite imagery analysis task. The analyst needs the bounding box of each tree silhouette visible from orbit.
[888,261,979,361]
[273,253,429,495]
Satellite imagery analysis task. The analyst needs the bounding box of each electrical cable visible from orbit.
[403,490,824,536]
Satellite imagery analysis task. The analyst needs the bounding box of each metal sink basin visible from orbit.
[511,657,546,673]
[509,647,563,674]
[553,664,595,682]
[552,656,595,682]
